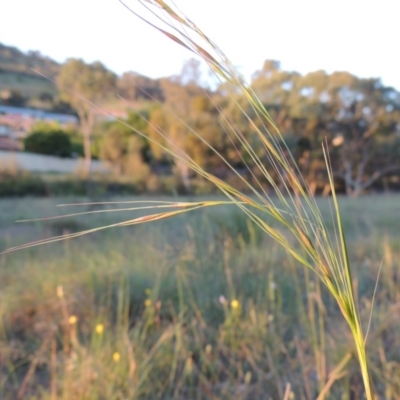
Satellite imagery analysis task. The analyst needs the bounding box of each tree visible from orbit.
[148,73,195,191]
[57,59,117,177]
[99,128,126,175]
[0,89,25,107]
[99,125,151,187]
[24,125,72,157]
[250,60,400,196]
[117,71,163,102]
[324,77,400,196]
[147,80,225,192]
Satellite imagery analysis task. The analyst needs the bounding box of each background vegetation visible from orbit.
[1,43,400,198]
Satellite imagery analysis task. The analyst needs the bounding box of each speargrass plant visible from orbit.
[2,1,374,398]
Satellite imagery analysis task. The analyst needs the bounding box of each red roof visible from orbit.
[0,137,22,151]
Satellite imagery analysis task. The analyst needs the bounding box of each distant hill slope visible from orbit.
[0,42,60,78]
[0,43,59,104]
[0,42,165,112]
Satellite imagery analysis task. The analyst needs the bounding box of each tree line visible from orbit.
[24,58,400,197]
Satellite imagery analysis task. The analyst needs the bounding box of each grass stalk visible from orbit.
[2,1,377,398]
[122,2,374,398]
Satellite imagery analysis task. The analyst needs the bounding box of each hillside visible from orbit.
[0,42,162,111]
[0,42,60,78]
[0,42,59,107]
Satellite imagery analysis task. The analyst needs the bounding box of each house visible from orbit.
[0,114,33,140]
[0,136,22,151]
[0,105,78,145]
[0,105,78,125]
[0,123,11,136]
[0,115,24,151]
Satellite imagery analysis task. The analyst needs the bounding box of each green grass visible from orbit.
[0,195,399,399]
[1,2,398,398]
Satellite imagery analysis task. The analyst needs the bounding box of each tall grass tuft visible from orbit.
[3,1,374,398]
[120,1,376,396]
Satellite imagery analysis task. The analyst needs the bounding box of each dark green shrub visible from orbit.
[0,174,47,197]
[24,130,72,158]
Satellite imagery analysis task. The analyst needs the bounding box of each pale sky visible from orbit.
[1,0,399,89]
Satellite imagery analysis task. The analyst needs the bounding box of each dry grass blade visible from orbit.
[1,201,226,255]
[3,1,375,399]
[116,1,374,399]
[316,353,352,400]
[14,201,234,223]
[282,383,292,400]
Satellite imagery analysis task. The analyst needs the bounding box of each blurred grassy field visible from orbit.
[0,195,399,399]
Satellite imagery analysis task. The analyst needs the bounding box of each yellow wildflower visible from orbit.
[56,285,64,298]
[68,315,78,325]
[144,299,152,307]
[231,299,240,309]
[113,352,121,362]
[244,371,252,385]
[95,324,104,334]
